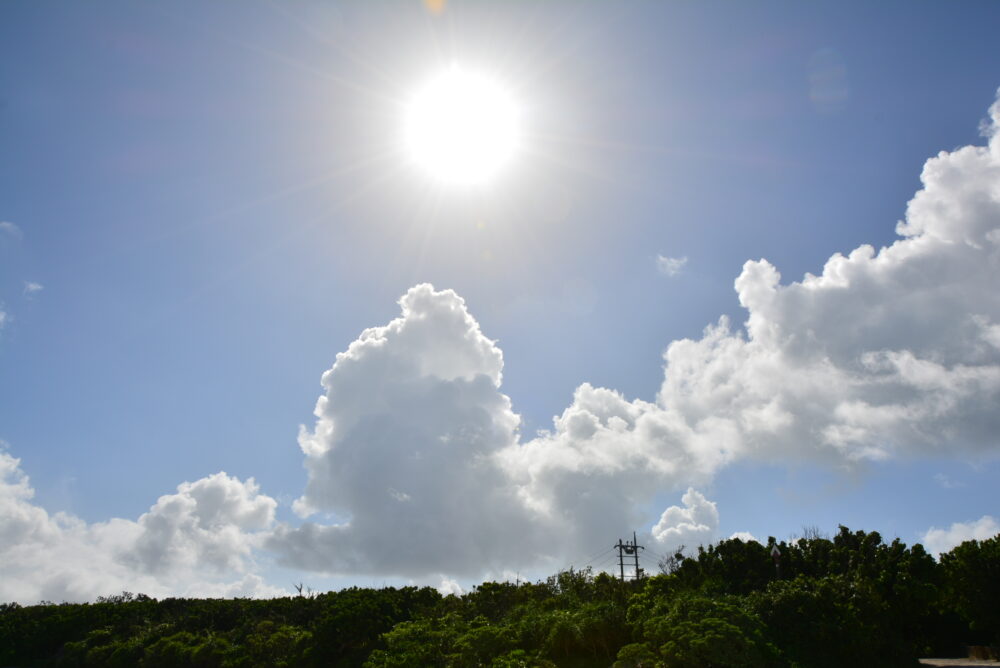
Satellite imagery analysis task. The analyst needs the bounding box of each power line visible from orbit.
[554,543,616,576]
[645,546,670,563]
[582,545,614,565]
[591,552,618,570]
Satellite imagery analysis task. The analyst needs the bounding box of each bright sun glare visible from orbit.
[404,67,520,186]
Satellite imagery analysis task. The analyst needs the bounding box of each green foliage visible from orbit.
[627,592,778,667]
[244,620,312,666]
[453,616,519,665]
[490,648,557,667]
[613,642,659,668]
[748,574,916,668]
[671,537,775,595]
[311,586,438,665]
[939,534,1000,645]
[363,613,462,667]
[143,630,232,667]
[366,570,627,667]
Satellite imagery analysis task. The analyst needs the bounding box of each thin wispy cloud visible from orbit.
[23,282,43,299]
[656,254,688,277]
[933,473,965,489]
[0,221,22,239]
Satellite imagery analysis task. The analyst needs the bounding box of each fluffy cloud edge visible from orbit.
[921,515,1000,557]
[651,488,719,553]
[0,448,286,604]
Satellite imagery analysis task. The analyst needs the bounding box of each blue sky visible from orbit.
[2,1,999,600]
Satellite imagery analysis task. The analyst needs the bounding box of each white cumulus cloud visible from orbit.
[0,449,282,603]
[436,576,465,596]
[729,531,759,544]
[556,89,1000,480]
[921,515,1000,556]
[269,284,545,577]
[651,488,719,552]
[269,285,735,578]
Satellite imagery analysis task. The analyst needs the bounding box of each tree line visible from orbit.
[1,527,997,667]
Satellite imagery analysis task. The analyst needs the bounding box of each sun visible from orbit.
[404,67,520,186]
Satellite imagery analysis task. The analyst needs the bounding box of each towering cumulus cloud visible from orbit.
[271,285,545,576]
[275,93,1000,576]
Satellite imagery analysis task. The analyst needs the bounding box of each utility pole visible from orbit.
[614,531,645,582]
[632,531,642,579]
[616,538,625,581]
